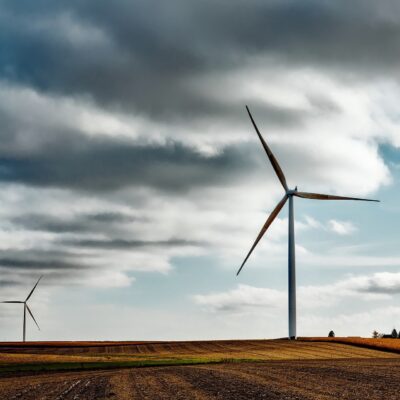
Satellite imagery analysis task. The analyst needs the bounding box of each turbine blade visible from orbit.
[246,106,289,191]
[294,192,380,202]
[0,301,23,303]
[237,195,288,276]
[25,276,43,302]
[26,304,40,331]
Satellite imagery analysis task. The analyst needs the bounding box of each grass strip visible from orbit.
[0,357,257,374]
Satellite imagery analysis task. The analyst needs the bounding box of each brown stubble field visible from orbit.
[1,339,400,399]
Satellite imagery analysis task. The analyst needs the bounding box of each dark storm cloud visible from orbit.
[12,215,92,234]
[358,280,400,295]
[0,279,19,288]
[1,0,399,119]
[63,238,204,250]
[0,249,87,271]
[87,212,138,223]
[0,258,82,270]
[0,0,398,291]
[0,134,257,192]
[0,249,95,288]
[12,212,139,233]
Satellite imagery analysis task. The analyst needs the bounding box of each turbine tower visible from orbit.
[237,106,379,340]
[1,276,42,342]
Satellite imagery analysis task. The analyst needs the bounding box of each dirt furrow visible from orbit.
[182,364,328,400]
[165,365,301,400]
[218,360,400,400]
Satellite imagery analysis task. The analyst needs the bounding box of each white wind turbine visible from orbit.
[237,106,379,339]
[1,276,42,342]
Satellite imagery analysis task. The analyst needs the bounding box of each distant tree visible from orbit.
[392,329,398,338]
[372,330,379,339]
[328,330,335,337]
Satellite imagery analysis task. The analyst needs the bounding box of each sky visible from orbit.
[0,0,400,341]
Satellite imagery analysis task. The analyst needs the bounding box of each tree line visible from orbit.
[372,329,399,338]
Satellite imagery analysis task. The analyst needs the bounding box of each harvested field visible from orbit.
[303,336,400,354]
[1,358,400,399]
[0,339,398,372]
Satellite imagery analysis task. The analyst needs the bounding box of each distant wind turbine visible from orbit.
[1,276,42,342]
[237,106,379,340]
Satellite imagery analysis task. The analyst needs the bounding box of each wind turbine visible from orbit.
[237,106,379,340]
[1,276,42,342]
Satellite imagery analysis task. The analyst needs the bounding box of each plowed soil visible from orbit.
[1,358,400,399]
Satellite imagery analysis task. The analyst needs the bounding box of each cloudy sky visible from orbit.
[0,0,400,341]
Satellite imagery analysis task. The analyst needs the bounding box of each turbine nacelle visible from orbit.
[286,188,298,196]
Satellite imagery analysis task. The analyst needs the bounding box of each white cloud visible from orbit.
[0,82,148,144]
[356,272,400,294]
[194,272,400,313]
[87,270,134,288]
[194,284,286,312]
[301,216,358,236]
[303,215,323,230]
[328,219,357,235]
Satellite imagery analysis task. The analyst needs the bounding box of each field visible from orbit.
[303,336,400,353]
[1,339,400,399]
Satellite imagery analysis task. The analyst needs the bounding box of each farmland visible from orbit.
[0,338,398,371]
[303,336,400,354]
[1,339,400,399]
